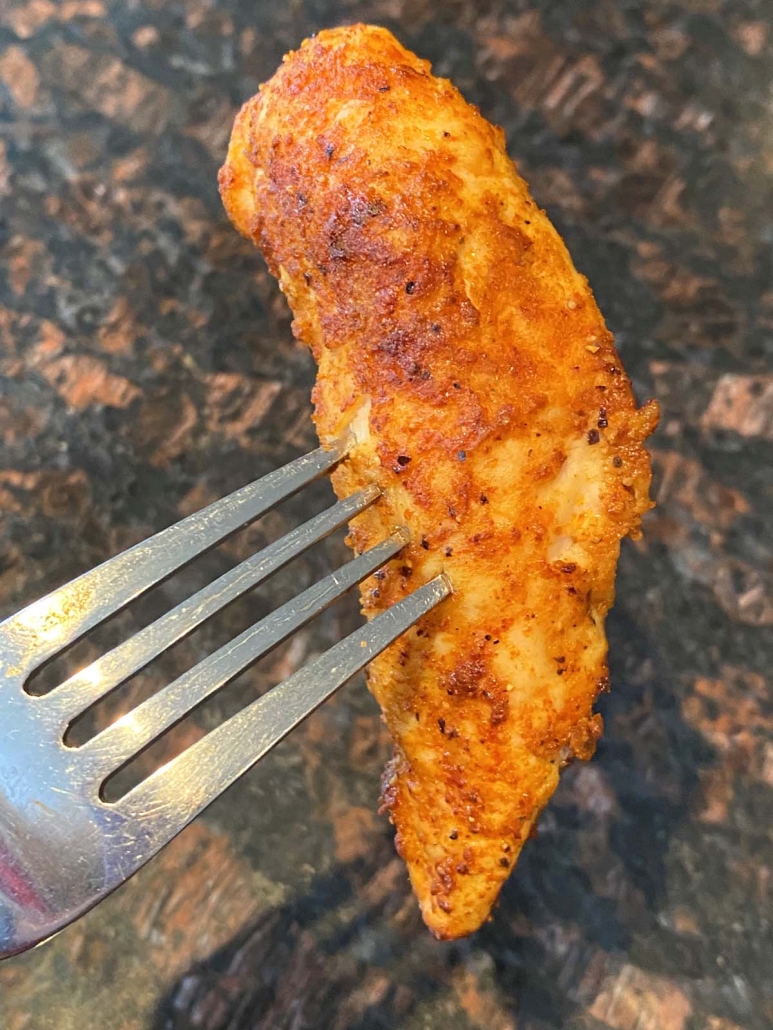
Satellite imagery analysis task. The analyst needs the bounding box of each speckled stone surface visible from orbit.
[0,1,771,1028]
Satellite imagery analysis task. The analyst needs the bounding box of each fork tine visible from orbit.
[80,530,411,778]
[45,486,380,724]
[2,441,348,676]
[117,574,451,827]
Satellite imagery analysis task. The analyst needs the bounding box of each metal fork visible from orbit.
[0,438,451,960]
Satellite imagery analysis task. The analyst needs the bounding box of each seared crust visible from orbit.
[220,24,658,938]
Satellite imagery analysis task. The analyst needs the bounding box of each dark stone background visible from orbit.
[0,1,771,1028]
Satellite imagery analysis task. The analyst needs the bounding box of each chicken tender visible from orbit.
[219,23,659,939]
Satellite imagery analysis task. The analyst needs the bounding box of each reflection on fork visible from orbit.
[0,438,451,960]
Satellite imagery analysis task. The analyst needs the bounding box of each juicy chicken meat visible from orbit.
[219,23,659,939]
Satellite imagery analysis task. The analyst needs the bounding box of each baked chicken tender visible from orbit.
[219,23,658,939]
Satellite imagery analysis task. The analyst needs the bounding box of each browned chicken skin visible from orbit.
[219,24,659,939]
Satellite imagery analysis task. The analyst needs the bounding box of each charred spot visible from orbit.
[374,570,386,581]
[435,860,454,892]
[567,586,578,595]
[484,634,491,641]
[490,696,509,726]
[382,326,409,356]
[437,897,452,914]
[377,84,391,92]
[449,829,458,840]
[432,323,442,333]
[412,364,432,381]
[324,206,359,260]
[400,565,412,578]
[438,718,446,734]
[457,450,466,462]
[415,711,420,721]
[452,381,461,389]
[396,454,411,467]
[324,142,335,159]
[405,280,416,294]
[443,130,451,138]
[459,299,480,326]
[376,330,428,380]
[607,364,621,375]
[327,195,385,232]
[587,429,600,445]
[296,191,308,207]
[420,536,429,549]
[499,857,510,868]
[480,494,488,504]
[612,455,623,467]
[444,656,486,697]
[445,546,453,557]
[348,195,381,226]
[561,563,577,574]
[456,862,470,875]
[303,272,312,285]
[377,332,404,356]
[597,406,608,428]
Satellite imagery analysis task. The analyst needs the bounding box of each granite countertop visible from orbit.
[0,1,771,1028]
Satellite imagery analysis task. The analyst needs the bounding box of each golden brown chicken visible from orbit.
[219,23,658,939]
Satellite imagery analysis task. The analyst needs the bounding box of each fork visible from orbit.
[0,438,451,960]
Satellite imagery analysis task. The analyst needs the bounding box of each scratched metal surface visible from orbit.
[0,1,771,1028]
